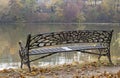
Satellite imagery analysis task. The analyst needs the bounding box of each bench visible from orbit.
[19,30,113,72]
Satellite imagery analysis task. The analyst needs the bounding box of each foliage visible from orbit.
[0,0,119,23]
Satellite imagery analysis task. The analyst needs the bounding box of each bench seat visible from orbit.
[29,44,105,55]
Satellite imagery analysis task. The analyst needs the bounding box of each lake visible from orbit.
[0,23,120,70]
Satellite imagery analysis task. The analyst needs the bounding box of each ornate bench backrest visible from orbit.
[26,30,113,50]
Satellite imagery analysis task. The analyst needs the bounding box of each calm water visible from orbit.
[0,23,120,69]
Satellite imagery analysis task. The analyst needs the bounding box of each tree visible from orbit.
[63,1,83,22]
[20,0,37,22]
[101,0,120,22]
[8,0,23,22]
[76,12,86,23]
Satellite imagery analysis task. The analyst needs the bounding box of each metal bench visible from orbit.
[19,30,113,72]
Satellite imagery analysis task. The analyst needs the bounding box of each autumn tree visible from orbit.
[20,0,37,22]
[63,0,84,22]
[0,0,119,23]
[8,0,24,22]
[100,0,120,22]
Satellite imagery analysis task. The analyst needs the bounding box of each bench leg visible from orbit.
[19,50,23,69]
[98,55,101,62]
[107,55,113,65]
[98,49,102,63]
[21,58,31,72]
[27,62,31,72]
[106,49,113,65]
[21,60,23,69]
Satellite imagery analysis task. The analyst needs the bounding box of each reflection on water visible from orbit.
[0,52,93,70]
[0,62,20,70]
[0,23,120,69]
[38,52,87,66]
[37,52,92,66]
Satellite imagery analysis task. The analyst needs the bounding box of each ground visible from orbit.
[0,61,120,78]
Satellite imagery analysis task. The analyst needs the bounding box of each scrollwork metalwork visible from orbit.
[29,30,113,49]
